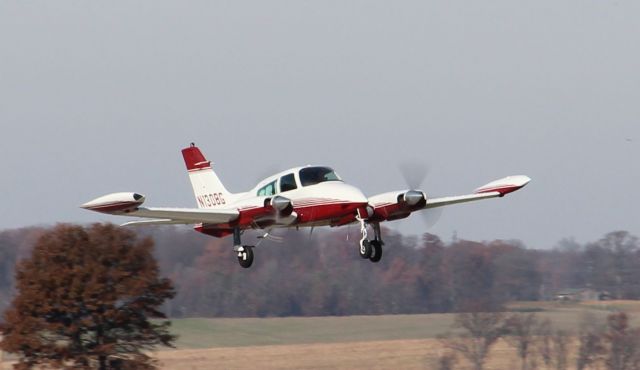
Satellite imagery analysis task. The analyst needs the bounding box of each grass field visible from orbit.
[153,301,640,369]
[3,301,640,369]
[169,301,640,350]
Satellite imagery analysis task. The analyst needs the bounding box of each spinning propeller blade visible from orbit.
[399,160,443,228]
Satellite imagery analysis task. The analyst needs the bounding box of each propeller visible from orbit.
[399,160,429,190]
[398,160,443,229]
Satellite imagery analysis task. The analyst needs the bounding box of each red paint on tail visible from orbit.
[182,143,211,171]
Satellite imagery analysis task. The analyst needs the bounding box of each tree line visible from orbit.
[1,225,639,318]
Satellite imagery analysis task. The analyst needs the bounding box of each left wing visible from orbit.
[368,175,530,222]
[425,175,531,209]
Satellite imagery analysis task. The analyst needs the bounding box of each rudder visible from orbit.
[182,143,233,208]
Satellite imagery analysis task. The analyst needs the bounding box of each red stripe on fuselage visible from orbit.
[294,202,366,225]
[194,201,367,237]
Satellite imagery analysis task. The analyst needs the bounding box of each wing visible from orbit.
[368,175,530,222]
[122,207,239,226]
[80,192,239,227]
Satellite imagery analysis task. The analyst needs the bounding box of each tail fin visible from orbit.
[181,143,233,209]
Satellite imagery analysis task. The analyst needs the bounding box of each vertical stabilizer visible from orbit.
[181,143,233,209]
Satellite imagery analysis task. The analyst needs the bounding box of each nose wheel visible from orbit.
[359,239,372,258]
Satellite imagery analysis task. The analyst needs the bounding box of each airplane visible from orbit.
[81,143,531,268]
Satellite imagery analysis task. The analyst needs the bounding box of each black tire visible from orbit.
[238,246,254,268]
[359,240,372,259]
[369,240,383,263]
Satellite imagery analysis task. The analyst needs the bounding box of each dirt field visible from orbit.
[156,338,521,370]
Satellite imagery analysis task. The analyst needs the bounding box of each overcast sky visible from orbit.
[1,1,639,248]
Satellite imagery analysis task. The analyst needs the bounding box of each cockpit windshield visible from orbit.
[299,167,342,187]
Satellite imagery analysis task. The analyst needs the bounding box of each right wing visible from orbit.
[80,192,239,226]
[121,207,239,226]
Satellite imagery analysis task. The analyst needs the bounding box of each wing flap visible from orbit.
[126,207,239,224]
[425,192,501,209]
[120,219,193,227]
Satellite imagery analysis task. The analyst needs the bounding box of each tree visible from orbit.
[446,241,499,312]
[503,313,539,370]
[436,352,458,370]
[490,244,541,302]
[441,311,505,370]
[536,319,569,370]
[576,314,606,370]
[603,312,640,370]
[0,224,176,369]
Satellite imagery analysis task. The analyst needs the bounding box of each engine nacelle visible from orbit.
[269,196,294,217]
[399,190,427,208]
[81,192,145,214]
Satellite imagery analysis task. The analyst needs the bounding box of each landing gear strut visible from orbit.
[357,216,371,259]
[356,217,384,263]
[233,228,255,268]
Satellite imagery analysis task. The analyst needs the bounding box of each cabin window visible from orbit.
[280,173,297,193]
[299,167,342,187]
[257,180,277,196]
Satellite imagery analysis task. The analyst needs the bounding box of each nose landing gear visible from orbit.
[356,217,384,263]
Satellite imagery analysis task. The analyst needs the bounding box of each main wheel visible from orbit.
[238,246,254,268]
[359,240,372,259]
[369,240,383,263]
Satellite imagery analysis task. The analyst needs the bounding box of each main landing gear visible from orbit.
[357,218,384,263]
[233,228,255,268]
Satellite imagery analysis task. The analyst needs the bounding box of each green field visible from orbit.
[170,300,640,350]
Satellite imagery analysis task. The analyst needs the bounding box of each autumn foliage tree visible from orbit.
[0,224,176,369]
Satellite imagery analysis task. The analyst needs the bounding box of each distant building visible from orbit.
[554,288,604,302]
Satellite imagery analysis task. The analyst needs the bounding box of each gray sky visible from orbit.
[1,1,639,248]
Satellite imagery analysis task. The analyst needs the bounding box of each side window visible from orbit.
[257,181,277,196]
[279,173,297,193]
[265,181,275,196]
